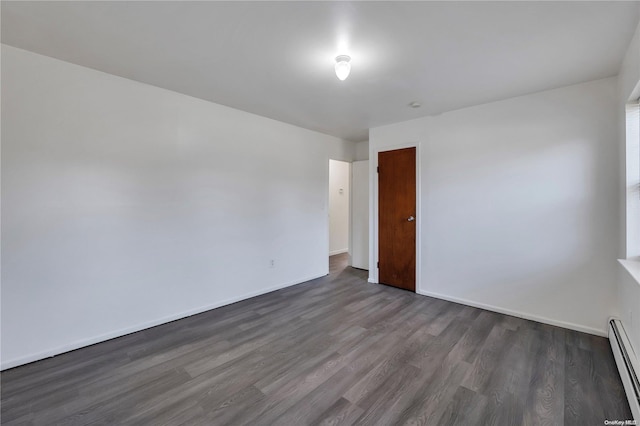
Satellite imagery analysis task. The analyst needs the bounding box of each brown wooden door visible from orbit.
[378,147,416,291]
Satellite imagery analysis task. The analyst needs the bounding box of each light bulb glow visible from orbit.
[335,55,351,81]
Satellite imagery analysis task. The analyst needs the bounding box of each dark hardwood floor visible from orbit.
[1,254,632,425]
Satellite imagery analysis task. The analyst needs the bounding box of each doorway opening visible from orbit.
[329,160,350,269]
[377,147,416,292]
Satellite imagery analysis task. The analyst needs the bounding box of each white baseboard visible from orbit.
[0,273,324,371]
[329,248,348,256]
[417,289,606,337]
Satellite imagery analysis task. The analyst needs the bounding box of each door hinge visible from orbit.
[377,261,379,268]
[377,166,379,173]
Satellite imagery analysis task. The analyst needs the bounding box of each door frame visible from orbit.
[327,157,353,269]
[369,142,421,292]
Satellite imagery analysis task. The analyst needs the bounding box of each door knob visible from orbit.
[408,216,415,222]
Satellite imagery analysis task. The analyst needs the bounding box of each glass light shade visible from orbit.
[335,55,351,81]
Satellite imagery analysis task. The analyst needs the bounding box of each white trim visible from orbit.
[417,289,607,337]
[0,273,325,371]
[369,142,421,290]
[325,155,331,275]
[348,161,353,266]
[329,248,349,256]
[368,155,376,282]
[625,101,640,258]
[619,258,640,287]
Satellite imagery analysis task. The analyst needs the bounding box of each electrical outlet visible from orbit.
[270,259,275,268]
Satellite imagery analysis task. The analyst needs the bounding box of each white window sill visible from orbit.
[618,258,640,286]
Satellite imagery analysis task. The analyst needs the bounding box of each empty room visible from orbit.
[2,1,640,425]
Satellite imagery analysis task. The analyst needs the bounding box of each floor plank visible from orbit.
[1,253,632,425]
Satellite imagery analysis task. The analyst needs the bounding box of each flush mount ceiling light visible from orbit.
[334,55,351,81]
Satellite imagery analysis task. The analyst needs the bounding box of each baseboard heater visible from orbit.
[609,319,640,421]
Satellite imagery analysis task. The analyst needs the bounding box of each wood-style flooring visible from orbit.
[1,254,632,425]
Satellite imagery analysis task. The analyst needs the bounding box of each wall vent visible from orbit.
[609,318,640,421]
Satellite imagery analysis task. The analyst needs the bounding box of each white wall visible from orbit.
[351,160,369,270]
[0,45,355,369]
[370,77,619,336]
[618,270,640,357]
[355,141,369,161]
[620,21,640,260]
[617,21,640,359]
[329,160,350,256]
[620,22,640,115]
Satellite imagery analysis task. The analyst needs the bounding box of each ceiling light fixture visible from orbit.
[335,55,351,81]
[409,102,422,109]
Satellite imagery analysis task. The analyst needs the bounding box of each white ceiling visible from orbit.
[2,1,639,142]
